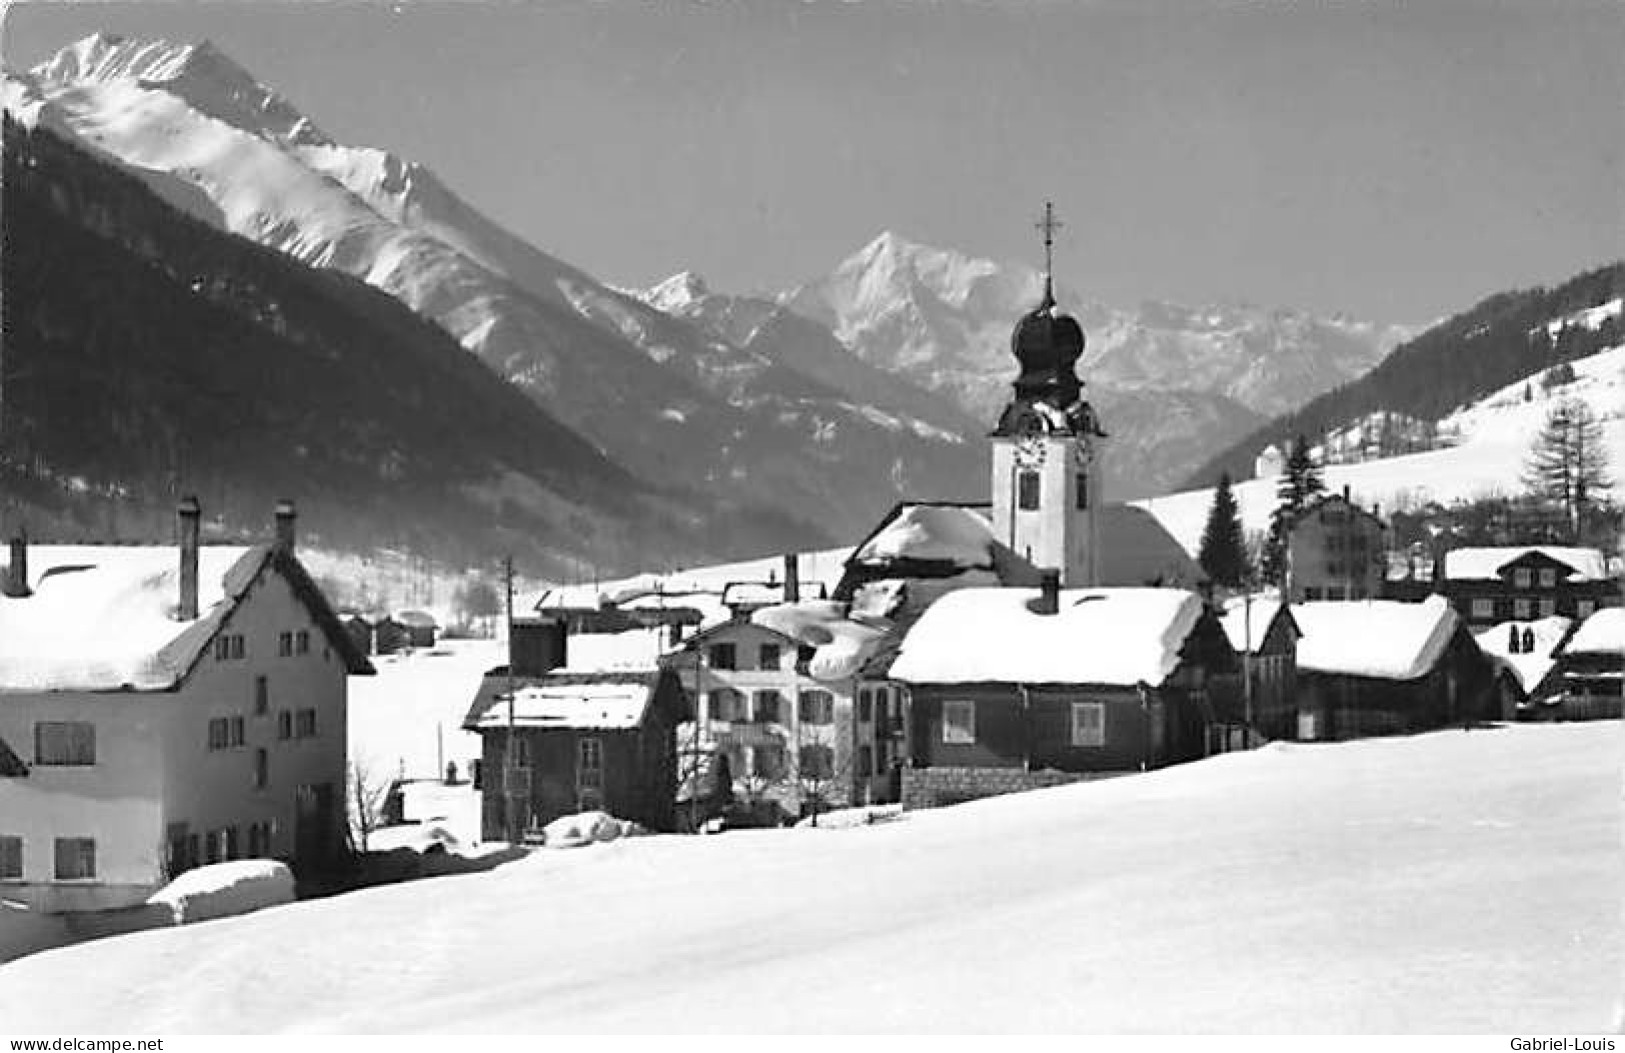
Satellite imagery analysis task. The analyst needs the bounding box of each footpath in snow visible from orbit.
[0,722,1617,1033]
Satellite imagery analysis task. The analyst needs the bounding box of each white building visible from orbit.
[0,501,372,913]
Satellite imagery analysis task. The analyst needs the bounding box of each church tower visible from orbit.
[989,203,1106,587]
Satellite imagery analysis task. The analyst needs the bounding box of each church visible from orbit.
[845,205,1240,809]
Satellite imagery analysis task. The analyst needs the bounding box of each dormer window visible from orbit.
[1018,471,1041,511]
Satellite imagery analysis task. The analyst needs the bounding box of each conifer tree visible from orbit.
[1198,472,1249,589]
[1261,436,1326,587]
[1523,399,1612,539]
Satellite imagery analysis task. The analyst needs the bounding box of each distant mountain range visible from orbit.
[3,32,1432,572]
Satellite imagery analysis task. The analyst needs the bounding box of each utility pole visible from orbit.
[502,555,519,845]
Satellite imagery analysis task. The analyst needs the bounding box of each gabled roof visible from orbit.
[751,600,891,682]
[0,733,27,777]
[888,586,1206,688]
[463,669,669,731]
[1562,607,1624,657]
[847,501,997,572]
[1442,546,1609,583]
[0,543,372,693]
[1287,492,1386,530]
[1220,597,1302,655]
[1293,596,1459,681]
[1473,616,1572,697]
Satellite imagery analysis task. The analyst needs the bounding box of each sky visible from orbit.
[4,1,1621,323]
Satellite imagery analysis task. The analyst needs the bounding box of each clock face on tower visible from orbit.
[1072,439,1094,468]
[1015,435,1046,468]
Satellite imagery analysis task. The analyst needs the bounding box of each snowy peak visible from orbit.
[33,33,331,147]
[641,270,713,312]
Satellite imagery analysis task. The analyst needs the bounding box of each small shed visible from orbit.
[1552,608,1623,721]
[1219,597,1302,741]
[396,610,439,649]
[373,616,409,656]
[340,613,374,656]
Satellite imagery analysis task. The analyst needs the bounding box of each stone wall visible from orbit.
[900,765,1129,810]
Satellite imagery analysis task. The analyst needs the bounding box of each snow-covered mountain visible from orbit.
[9,34,985,542]
[781,230,1410,421]
[1135,336,1625,558]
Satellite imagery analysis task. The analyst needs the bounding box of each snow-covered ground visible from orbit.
[347,639,502,789]
[1,722,1615,1032]
[1136,343,1625,555]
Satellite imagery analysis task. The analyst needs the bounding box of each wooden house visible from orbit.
[373,616,409,656]
[463,668,690,838]
[1219,597,1302,741]
[395,610,438,649]
[1437,546,1617,627]
[1551,608,1623,721]
[340,613,374,656]
[1470,616,1573,720]
[884,578,1240,809]
[1292,596,1499,739]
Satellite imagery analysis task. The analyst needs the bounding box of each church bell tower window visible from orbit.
[1075,472,1089,510]
[1018,471,1041,511]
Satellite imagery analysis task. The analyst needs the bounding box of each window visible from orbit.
[277,710,293,741]
[798,690,834,725]
[278,631,293,657]
[230,634,245,660]
[295,629,310,655]
[855,745,873,778]
[752,690,782,724]
[758,644,780,670]
[225,826,241,861]
[1539,598,1557,618]
[208,717,230,750]
[1070,702,1106,747]
[942,700,976,745]
[708,643,736,670]
[1017,470,1041,511]
[1075,472,1089,510]
[577,737,603,790]
[1538,569,1557,589]
[1470,598,1495,620]
[1513,598,1533,620]
[53,838,95,880]
[1577,600,1597,618]
[798,744,834,780]
[230,716,245,747]
[0,836,21,880]
[247,823,265,858]
[204,830,221,866]
[796,645,817,670]
[255,676,269,716]
[1512,569,1532,589]
[708,688,742,723]
[35,722,95,766]
[857,689,873,723]
[295,708,318,739]
[215,636,230,661]
[254,748,269,790]
[751,744,786,780]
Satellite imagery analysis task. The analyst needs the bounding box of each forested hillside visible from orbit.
[1184,263,1624,489]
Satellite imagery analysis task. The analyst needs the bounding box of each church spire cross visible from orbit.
[1034,201,1063,305]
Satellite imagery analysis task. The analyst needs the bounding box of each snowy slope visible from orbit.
[1134,342,1625,557]
[0,723,1615,1032]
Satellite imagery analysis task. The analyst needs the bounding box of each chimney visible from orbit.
[783,553,800,604]
[3,532,29,598]
[1035,569,1061,616]
[177,496,201,620]
[273,498,297,554]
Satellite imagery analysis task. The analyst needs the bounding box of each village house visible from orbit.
[463,620,686,838]
[372,614,410,656]
[1434,546,1617,627]
[1219,597,1302,741]
[0,500,371,913]
[665,562,893,821]
[1285,489,1387,602]
[340,612,374,656]
[1291,596,1499,739]
[394,610,439,650]
[1550,607,1623,721]
[1471,615,1574,719]
[885,577,1241,809]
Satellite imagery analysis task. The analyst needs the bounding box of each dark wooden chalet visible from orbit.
[1551,609,1623,721]
[1292,596,1499,739]
[884,578,1240,809]
[463,667,690,838]
[1219,598,1302,741]
[340,613,374,656]
[373,615,410,655]
[396,610,439,649]
[1437,546,1618,627]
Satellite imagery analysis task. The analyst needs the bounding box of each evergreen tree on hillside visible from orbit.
[1523,399,1613,540]
[1198,472,1249,589]
[1260,436,1326,587]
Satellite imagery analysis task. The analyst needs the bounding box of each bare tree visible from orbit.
[347,760,393,854]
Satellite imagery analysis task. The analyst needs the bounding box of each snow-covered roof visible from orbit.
[474,678,654,730]
[1563,607,1624,657]
[395,610,437,628]
[1473,617,1572,696]
[1442,546,1609,583]
[1219,597,1297,655]
[888,587,1206,688]
[849,504,994,568]
[1293,596,1460,681]
[556,627,670,674]
[1,544,250,693]
[750,600,892,682]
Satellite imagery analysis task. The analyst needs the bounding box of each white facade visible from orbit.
[990,430,1103,587]
[0,557,354,913]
